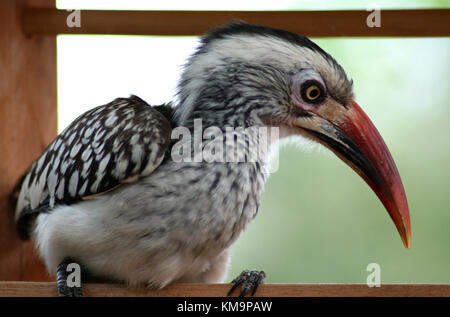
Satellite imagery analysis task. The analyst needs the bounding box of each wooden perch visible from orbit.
[22,9,450,37]
[0,282,449,297]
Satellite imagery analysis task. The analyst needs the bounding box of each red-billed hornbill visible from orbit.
[14,23,410,297]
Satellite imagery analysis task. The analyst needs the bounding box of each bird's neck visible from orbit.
[172,71,282,173]
[170,113,279,175]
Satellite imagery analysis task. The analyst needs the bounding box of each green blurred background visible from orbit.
[57,0,450,283]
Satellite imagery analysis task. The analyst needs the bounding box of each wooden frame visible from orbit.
[0,0,55,283]
[1,1,449,296]
[23,9,450,37]
[1,282,450,297]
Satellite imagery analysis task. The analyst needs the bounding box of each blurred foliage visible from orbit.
[228,37,450,283]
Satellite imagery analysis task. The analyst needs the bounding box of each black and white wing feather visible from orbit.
[15,95,172,238]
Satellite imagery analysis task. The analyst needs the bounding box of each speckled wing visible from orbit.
[15,95,172,238]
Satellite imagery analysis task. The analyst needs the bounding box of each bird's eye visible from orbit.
[301,81,325,104]
[306,86,320,100]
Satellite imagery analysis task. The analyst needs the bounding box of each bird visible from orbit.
[13,22,411,297]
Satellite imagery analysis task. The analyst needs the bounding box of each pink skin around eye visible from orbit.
[291,84,329,113]
[290,69,328,113]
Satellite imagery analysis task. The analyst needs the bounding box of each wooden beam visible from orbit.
[22,9,450,37]
[0,282,449,297]
[0,0,56,282]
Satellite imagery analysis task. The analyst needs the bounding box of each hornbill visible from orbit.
[14,23,411,297]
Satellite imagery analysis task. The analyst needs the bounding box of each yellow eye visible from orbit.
[306,85,321,101]
[300,81,325,104]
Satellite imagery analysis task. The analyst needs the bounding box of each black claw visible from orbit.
[227,282,240,296]
[228,270,266,297]
[239,286,250,298]
[56,257,84,297]
[72,287,83,297]
[227,275,243,296]
[251,273,265,296]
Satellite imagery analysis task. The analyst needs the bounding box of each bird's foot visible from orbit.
[56,257,83,297]
[227,270,266,297]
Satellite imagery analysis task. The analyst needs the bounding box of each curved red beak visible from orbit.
[300,101,411,248]
[340,101,411,248]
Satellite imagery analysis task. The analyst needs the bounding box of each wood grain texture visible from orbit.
[22,9,450,37]
[0,282,449,297]
[0,0,56,282]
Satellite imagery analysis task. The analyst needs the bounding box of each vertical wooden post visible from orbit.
[0,0,56,281]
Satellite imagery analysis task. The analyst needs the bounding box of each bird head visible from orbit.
[175,23,411,248]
